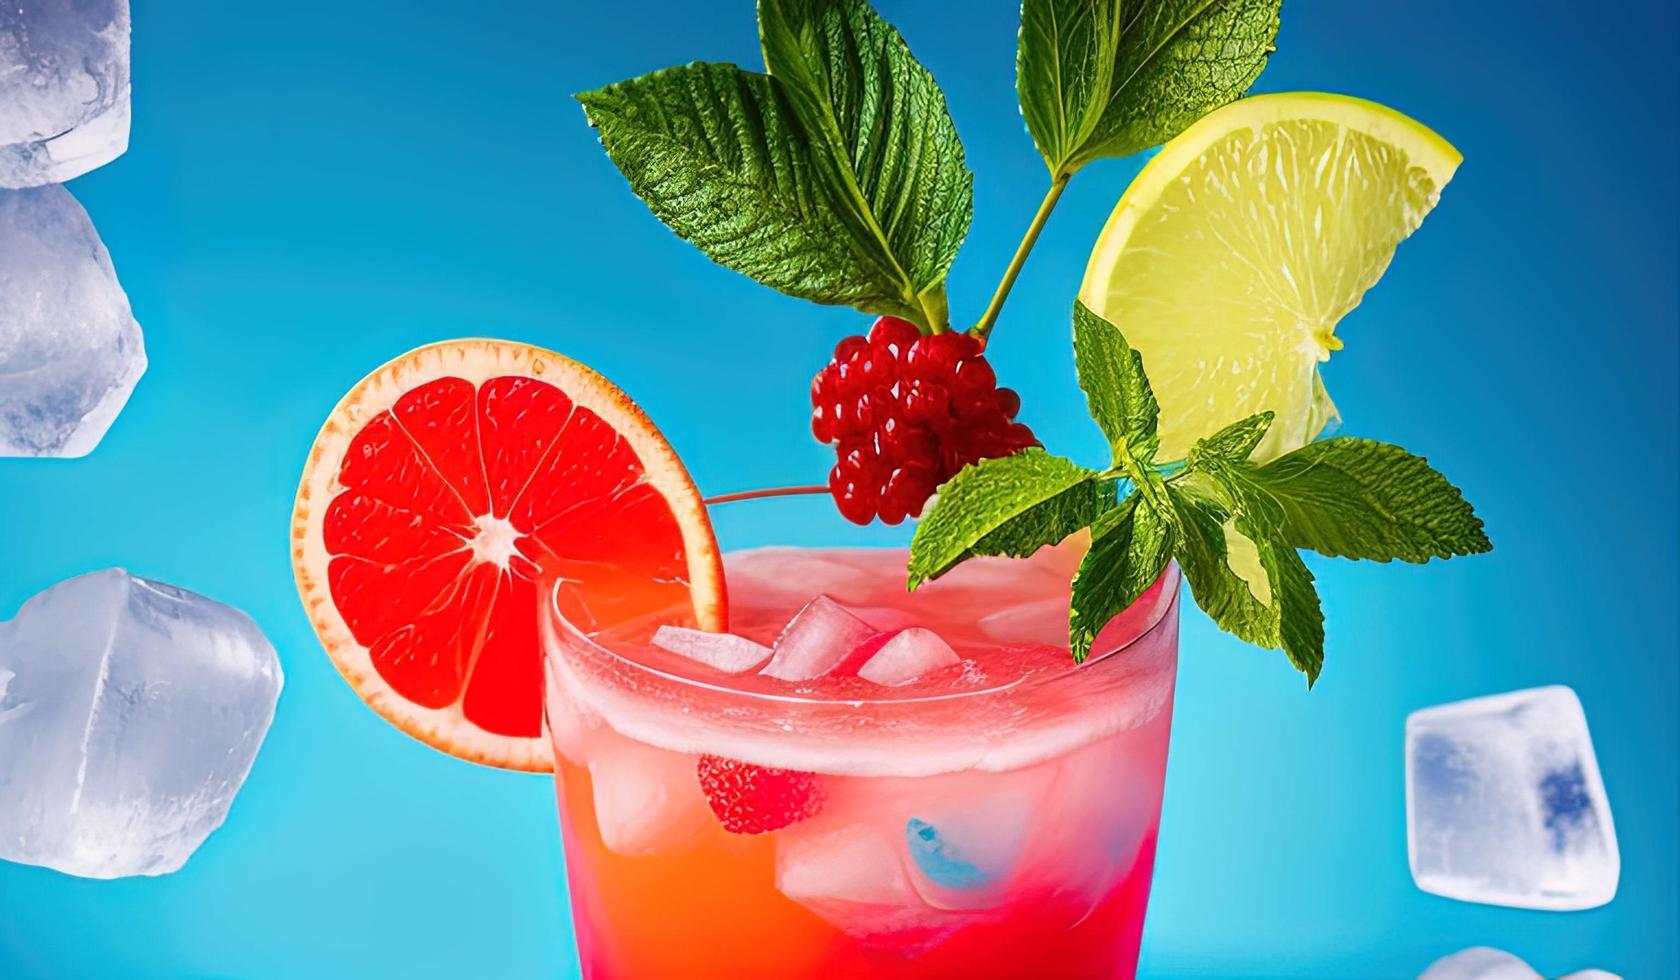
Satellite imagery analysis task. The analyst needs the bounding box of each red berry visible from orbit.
[902,383,950,423]
[996,387,1021,418]
[868,315,920,354]
[879,464,938,523]
[828,440,876,525]
[696,755,823,834]
[833,335,869,363]
[951,355,995,392]
[810,316,1037,524]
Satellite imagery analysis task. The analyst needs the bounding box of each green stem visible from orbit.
[971,173,1071,342]
[916,284,952,334]
[1100,462,1184,483]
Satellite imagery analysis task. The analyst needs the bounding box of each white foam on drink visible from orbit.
[977,597,1068,645]
[542,553,1181,778]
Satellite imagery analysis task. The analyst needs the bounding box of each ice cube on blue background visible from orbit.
[0,569,282,879]
[0,0,131,187]
[1417,946,1541,980]
[1417,946,1622,980]
[0,185,146,456]
[1406,686,1618,910]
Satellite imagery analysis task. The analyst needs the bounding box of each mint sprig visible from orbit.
[579,0,970,331]
[581,0,1490,686]
[910,302,1491,683]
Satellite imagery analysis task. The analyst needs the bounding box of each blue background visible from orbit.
[1,1,1675,976]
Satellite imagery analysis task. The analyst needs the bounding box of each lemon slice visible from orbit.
[1078,92,1460,462]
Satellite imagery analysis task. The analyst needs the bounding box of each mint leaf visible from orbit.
[1166,476,1271,640]
[1168,469,1325,685]
[1220,471,1326,684]
[579,63,909,316]
[1188,411,1273,467]
[1017,0,1123,177]
[1242,438,1493,563]
[759,0,973,329]
[1073,300,1159,466]
[1069,492,1175,662]
[908,449,1105,590]
[1017,0,1282,175]
[1025,0,1281,175]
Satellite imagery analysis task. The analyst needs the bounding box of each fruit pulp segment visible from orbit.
[322,374,695,737]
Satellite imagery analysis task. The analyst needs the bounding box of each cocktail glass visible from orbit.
[541,500,1181,978]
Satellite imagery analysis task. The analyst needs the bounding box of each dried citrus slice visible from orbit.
[292,339,724,771]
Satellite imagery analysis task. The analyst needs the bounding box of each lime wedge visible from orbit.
[1078,92,1460,462]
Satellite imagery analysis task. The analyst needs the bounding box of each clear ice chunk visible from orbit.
[775,820,966,952]
[652,625,771,674]
[902,769,1050,911]
[1,185,146,456]
[0,1,131,187]
[760,596,878,681]
[0,569,282,879]
[1406,686,1619,910]
[1416,947,1622,980]
[1417,947,1541,980]
[1017,735,1160,919]
[588,738,708,857]
[857,628,959,687]
[778,821,917,909]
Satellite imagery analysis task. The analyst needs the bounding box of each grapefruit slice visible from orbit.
[292,339,724,771]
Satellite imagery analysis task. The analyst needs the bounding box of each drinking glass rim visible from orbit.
[542,555,1181,709]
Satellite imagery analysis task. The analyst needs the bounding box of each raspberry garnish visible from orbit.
[696,755,824,834]
[811,316,1037,524]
